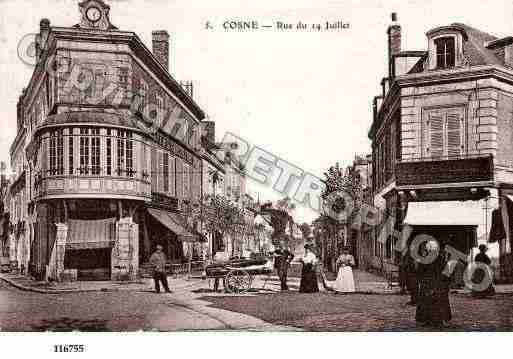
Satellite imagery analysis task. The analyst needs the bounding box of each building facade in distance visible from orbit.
[7,0,205,281]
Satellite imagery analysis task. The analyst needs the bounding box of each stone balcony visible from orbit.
[34,174,151,201]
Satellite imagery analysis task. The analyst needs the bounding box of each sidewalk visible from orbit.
[4,268,512,295]
[0,272,203,294]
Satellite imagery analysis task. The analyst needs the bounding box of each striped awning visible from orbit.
[148,208,199,243]
[66,218,116,250]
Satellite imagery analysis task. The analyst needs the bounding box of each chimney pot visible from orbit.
[40,18,50,29]
[387,13,401,80]
[152,30,170,72]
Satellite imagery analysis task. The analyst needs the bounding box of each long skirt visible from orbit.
[416,277,452,325]
[334,266,356,293]
[299,263,319,293]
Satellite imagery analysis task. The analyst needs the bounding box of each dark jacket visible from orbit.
[274,248,294,269]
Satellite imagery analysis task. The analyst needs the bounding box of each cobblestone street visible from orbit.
[201,292,513,331]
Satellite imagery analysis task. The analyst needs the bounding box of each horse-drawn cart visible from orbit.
[205,257,273,293]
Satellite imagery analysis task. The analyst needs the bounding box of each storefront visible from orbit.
[404,200,482,285]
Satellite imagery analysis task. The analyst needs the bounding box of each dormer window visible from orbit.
[435,37,455,68]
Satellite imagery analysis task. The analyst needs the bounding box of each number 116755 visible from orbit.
[54,345,85,353]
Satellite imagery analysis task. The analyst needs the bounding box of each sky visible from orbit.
[1,0,513,224]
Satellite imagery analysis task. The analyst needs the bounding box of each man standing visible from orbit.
[150,245,171,293]
[273,242,294,291]
[404,250,418,305]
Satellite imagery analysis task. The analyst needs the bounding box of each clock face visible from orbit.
[86,7,102,22]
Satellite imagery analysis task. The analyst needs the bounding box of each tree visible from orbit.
[199,195,246,257]
[260,198,295,246]
[315,162,363,271]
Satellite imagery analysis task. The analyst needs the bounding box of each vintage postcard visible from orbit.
[0,0,511,356]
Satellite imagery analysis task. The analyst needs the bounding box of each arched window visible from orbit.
[435,37,455,69]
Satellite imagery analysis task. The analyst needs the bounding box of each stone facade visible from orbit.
[365,15,513,280]
[5,0,207,281]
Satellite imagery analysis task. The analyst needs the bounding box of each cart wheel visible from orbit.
[225,269,251,293]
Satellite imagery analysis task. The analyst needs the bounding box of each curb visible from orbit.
[0,274,204,295]
[0,274,87,294]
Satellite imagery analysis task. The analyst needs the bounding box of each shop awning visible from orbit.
[148,208,199,243]
[66,218,116,250]
[488,195,513,243]
[404,201,482,226]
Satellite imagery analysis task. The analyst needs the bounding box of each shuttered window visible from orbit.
[425,107,464,158]
[446,111,463,156]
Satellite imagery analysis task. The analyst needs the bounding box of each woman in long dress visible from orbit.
[415,240,452,328]
[299,244,319,293]
[334,247,356,293]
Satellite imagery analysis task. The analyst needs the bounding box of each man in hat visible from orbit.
[472,244,495,298]
[150,245,171,293]
[273,241,294,290]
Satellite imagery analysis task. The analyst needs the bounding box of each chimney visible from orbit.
[152,30,170,72]
[36,18,51,62]
[387,12,401,80]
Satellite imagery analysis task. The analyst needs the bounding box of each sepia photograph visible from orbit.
[0,0,512,356]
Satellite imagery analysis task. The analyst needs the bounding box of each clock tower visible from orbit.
[77,0,115,30]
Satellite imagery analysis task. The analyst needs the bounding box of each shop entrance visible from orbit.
[409,225,477,286]
[64,248,111,281]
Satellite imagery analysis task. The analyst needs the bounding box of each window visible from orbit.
[183,163,191,199]
[106,129,112,176]
[79,128,90,175]
[176,158,183,198]
[126,132,133,177]
[91,128,100,175]
[118,67,129,84]
[163,153,169,193]
[435,37,455,69]
[49,130,64,176]
[117,130,134,177]
[425,107,464,158]
[156,94,164,125]
[117,130,125,176]
[93,69,105,102]
[139,79,149,116]
[68,128,74,175]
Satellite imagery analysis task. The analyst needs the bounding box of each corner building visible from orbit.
[12,0,205,281]
[369,14,513,282]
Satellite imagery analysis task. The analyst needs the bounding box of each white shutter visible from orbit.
[446,110,463,157]
[427,111,444,158]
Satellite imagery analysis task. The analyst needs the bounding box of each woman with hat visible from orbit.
[415,239,452,328]
[299,243,319,293]
[472,244,495,298]
[334,247,356,293]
